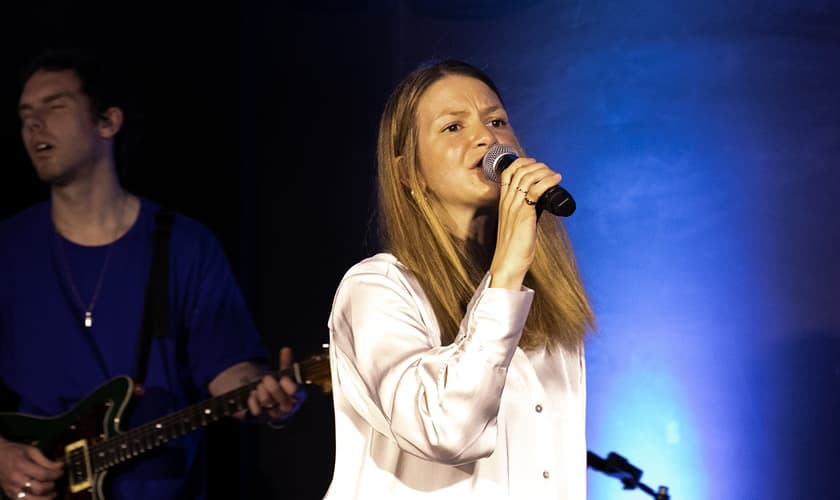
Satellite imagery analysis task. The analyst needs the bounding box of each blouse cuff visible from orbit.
[460,273,533,367]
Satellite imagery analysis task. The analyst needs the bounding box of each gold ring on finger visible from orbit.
[515,186,528,194]
[524,197,537,206]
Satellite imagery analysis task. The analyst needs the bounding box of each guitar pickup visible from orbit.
[65,439,93,493]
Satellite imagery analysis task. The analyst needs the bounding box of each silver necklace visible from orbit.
[53,200,125,329]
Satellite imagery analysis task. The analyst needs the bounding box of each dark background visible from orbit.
[3,1,839,499]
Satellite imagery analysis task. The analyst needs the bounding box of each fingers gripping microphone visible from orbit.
[482,144,576,217]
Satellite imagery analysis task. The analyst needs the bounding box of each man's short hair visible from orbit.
[19,47,144,180]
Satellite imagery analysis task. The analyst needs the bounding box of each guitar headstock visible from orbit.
[291,344,332,394]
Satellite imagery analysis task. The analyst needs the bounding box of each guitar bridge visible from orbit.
[65,439,93,493]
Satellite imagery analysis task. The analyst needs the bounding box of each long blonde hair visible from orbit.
[376,60,594,351]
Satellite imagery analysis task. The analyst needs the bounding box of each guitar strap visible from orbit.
[133,208,175,396]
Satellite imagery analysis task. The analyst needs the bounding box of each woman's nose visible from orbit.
[474,123,497,148]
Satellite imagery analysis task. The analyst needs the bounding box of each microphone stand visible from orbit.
[587,450,670,500]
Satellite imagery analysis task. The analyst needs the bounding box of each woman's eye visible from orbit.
[445,123,462,132]
[489,118,507,128]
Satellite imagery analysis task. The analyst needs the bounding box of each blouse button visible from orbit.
[535,404,543,413]
[543,470,550,479]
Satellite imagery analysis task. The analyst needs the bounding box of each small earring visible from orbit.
[409,189,429,202]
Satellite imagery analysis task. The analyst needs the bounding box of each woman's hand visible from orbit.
[489,156,562,289]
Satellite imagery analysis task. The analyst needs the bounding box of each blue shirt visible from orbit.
[0,198,269,499]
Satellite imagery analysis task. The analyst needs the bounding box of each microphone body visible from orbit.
[482,144,576,217]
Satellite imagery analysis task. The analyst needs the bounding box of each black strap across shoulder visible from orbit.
[133,208,175,390]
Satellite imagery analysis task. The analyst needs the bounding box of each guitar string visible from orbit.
[86,356,330,469]
[88,380,258,469]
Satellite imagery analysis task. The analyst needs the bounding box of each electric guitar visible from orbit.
[0,348,331,500]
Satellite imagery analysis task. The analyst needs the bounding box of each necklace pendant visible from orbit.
[84,311,93,329]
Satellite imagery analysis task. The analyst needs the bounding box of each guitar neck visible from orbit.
[83,351,331,473]
[88,377,260,473]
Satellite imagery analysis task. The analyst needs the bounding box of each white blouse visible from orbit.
[325,253,586,499]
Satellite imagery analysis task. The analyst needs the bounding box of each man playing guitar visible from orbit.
[0,48,303,500]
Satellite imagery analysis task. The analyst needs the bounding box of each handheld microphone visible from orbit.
[482,144,576,217]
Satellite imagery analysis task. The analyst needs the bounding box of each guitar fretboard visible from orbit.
[62,352,329,475]
[81,352,330,473]
[88,378,259,472]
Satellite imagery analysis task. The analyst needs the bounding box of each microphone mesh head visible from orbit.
[482,144,518,183]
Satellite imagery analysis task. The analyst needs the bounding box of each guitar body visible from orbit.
[0,376,133,500]
[0,348,331,500]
